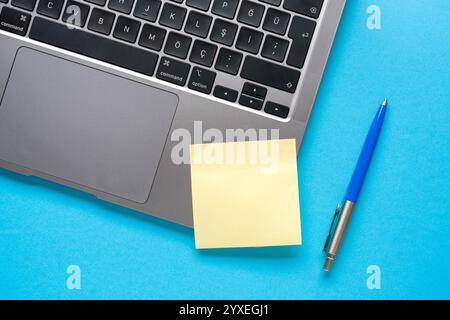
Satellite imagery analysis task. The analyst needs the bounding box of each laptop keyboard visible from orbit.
[0,0,324,119]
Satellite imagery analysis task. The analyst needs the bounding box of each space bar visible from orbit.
[29,18,158,76]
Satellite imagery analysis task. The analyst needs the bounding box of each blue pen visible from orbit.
[323,98,388,271]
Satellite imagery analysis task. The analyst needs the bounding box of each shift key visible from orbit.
[0,7,32,36]
[240,56,300,93]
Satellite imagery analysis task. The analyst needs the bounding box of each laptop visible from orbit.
[0,0,346,226]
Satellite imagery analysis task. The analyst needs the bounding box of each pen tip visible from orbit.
[382,98,388,107]
[323,258,333,272]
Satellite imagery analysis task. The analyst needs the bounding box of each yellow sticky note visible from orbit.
[189,139,301,249]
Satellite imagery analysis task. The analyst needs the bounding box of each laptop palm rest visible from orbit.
[0,47,178,204]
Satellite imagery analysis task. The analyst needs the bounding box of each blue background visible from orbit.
[1,0,449,299]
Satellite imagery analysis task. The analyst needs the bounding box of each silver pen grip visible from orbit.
[324,200,355,271]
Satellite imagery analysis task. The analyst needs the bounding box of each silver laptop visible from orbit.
[0,0,346,226]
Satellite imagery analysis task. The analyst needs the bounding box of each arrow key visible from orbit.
[264,101,290,119]
[242,82,267,100]
[239,94,264,111]
[213,85,238,103]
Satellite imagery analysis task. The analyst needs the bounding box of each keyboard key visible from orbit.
[287,16,316,68]
[211,0,239,19]
[186,0,211,12]
[0,7,31,36]
[242,82,267,100]
[283,0,323,19]
[215,48,242,75]
[260,0,281,6]
[29,17,158,76]
[241,56,300,93]
[88,8,115,35]
[288,15,317,39]
[133,0,161,22]
[113,16,141,43]
[62,1,90,28]
[184,11,212,38]
[261,35,289,62]
[264,101,289,118]
[188,67,216,94]
[37,0,65,19]
[213,86,238,102]
[159,3,186,30]
[237,0,265,27]
[138,24,166,51]
[190,40,217,67]
[210,19,237,46]
[108,0,134,14]
[263,8,290,35]
[11,0,37,11]
[164,32,192,59]
[156,56,190,86]
[85,0,106,6]
[239,94,263,110]
[235,27,263,54]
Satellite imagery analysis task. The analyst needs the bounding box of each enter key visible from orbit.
[287,16,317,69]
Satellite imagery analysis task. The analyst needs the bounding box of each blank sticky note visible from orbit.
[189,139,301,249]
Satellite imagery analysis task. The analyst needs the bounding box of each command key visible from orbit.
[0,7,32,36]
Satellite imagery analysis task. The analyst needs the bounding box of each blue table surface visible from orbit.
[1,0,449,299]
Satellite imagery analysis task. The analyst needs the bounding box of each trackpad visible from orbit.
[0,48,178,203]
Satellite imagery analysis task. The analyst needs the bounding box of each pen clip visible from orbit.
[323,203,342,253]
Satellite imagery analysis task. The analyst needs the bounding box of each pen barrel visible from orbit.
[326,200,355,259]
[345,105,387,203]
